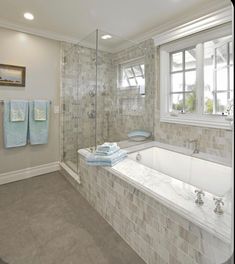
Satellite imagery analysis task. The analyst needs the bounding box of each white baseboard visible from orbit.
[60,162,81,184]
[0,162,60,185]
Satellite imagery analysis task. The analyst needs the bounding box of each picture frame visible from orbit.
[0,64,26,87]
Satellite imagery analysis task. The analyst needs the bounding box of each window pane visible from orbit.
[185,70,196,91]
[128,78,136,86]
[125,67,134,78]
[229,66,233,90]
[133,65,142,76]
[185,48,196,70]
[216,92,228,114]
[215,44,228,69]
[140,64,145,73]
[216,67,228,91]
[204,41,214,112]
[136,76,145,86]
[204,96,214,114]
[121,76,129,87]
[171,52,183,72]
[229,42,233,65]
[185,92,196,113]
[171,72,183,92]
[171,93,183,111]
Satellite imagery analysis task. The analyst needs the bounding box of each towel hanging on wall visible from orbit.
[3,100,29,148]
[29,100,50,145]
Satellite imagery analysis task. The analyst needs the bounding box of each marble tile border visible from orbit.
[61,154,233,264]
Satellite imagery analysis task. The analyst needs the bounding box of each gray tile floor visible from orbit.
[0,172,145,264]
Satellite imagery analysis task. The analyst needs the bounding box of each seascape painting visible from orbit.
[0,64,26,87]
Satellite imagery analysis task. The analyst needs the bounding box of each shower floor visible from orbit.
[0,172,145,264]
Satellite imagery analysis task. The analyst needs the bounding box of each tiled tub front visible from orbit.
[63,155,232,264]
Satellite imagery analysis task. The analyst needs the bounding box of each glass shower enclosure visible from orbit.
[61,30,155,173]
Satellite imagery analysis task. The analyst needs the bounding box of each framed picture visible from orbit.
[0,64,26,87]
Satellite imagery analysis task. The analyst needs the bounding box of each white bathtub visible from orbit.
[128,146,232,197]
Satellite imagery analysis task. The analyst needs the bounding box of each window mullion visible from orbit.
[227,42,230,101]
[183,51,186,111]
[196,43,204,115]
[213,49,217,114]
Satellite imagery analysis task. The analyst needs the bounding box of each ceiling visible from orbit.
[0,0,231,46]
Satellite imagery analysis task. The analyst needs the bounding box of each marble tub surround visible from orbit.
[77,147,232,264]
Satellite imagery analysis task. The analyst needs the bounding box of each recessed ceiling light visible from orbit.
[24,12,34,20]
[101,34,112,40]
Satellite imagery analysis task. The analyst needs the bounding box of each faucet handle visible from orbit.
[213,197,224,215]
[194,189,205,206]
[213,197,224,205]
[195,189,205,195]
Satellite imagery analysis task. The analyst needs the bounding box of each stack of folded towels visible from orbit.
[86,142,127,167]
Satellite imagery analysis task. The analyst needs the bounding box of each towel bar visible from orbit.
[0,100,52,104]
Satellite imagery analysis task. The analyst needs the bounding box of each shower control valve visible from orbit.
[194,189,205,206]
[136,153,142,162]
[213,197,224,215]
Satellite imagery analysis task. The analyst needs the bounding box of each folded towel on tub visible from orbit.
[86,149,127,167]
[96,142,118,152]
[95,146,120,156]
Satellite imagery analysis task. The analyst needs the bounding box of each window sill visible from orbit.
[160,114,233,130]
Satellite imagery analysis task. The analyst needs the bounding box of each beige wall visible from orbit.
[154,47,232,163]
[0,27,60,174]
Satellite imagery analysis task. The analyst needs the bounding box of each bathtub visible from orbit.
[128,146,232,197]
[78,141,232,243]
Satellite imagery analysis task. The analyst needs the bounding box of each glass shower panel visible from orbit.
[76,31,97,151]
[96,30,155,147]
[61,29,155,172]
[61,43,79,172]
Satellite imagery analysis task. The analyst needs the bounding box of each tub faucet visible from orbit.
[195,189,205,206]
[213,197,224,215]
[188,139,200,154]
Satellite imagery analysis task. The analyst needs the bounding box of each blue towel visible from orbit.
[34,100,47,121]
[29,100,50,145]
[97,142,118,152]
[95,146,120,156]
[10,100,27,122]
[87,155,127,167]
[86,149,127,167]
[3,100,28,148]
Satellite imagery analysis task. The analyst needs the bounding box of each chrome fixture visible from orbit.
[89,89,96,97]
[87,110,96,119]
[89,146,96,153]
[213,197,224,215]
[136,152,142,162]
[188,138,200,154]
[194,189,205,206]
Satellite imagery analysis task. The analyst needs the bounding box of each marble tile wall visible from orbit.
[61,158,232,264]
[107,39,155,142]
[154,47,233,163]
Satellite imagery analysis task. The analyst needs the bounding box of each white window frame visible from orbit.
[160,23,233,130]
[118,57,145,94]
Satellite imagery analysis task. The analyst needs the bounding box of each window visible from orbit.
[160,24,233,129]
[170,48,196,113]
[204,36,233,115]
[119,58,145,95]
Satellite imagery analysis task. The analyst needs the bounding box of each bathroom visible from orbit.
[0,0,234,263]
